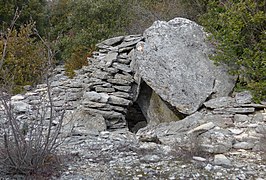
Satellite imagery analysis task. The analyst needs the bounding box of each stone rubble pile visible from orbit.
[137,90,266,155]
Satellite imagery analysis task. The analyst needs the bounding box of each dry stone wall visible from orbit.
[0,35,144,131]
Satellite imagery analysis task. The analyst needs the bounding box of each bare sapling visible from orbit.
[0,9,65,178]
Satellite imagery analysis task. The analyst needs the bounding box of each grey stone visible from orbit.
[12,101,31,112]
[214,154,232,166]
[65,93,82,101]
[131,18,235,115]
[141,155,160,162]
[203,114,234,128]
[124,34,143,42]
[253,112,264,122]
[117,58,131,64]
[107,78,132,85]
[239,103,266,108]
[83,91,109,103]
[53,101,65,107]
[95,87,115,93]
[91,69,112,80]
[228,128,244,135]
[82,100,107,108]
[104,51,118,67]
[108,95,132,106]
[104,67,119,74]
[235,91,252,104]
[113,86,131,92]
[68,81,83,88]
[136,112,204,145]
[233,142,254,150]
[114,73,134,82]
[118,53,128,59]
[11,94,25,101]
[118,38,143,49]
[255,124,266,134]
[110,92,132,99]
[112,62,132,73]
[99,36,124,46]
[234,114,250,122]
[193,156,207,162]
[204,97,235,109]
[188,122,215,135]
[118,46,135,53]
[83,107,124,120]
[86,88,104,97]
[225,107,255,114]
[24,85,32,91]
[199,129,233,153]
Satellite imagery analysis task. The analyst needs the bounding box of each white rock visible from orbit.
[11,94,25,101]
[233,142,254,150]
[188,122,215,134]
[193,156,206,162]
[228,128,244,135]
[12,101,30,112]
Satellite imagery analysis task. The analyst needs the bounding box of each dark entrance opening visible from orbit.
[126,102,147,133]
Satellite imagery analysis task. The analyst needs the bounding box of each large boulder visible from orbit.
[131,17,236,115]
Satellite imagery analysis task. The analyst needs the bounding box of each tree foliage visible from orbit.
[0,22,50,93]
[198,0,266,101]
[48,0,129,76]
[0,0,48,36]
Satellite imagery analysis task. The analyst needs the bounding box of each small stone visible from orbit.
[11,94,25,101]
[253,113,264,122]
[235,91,252,104]
[255,124,266,134]
[95,87,115,93]
[188,122,215,134]
[113,86,131,92]
[214,154,232,166]
[98,36,124,46]
[141,155,160,162]
[107,78,132,85]
[104,51,118,67]
[233,142,254,150]
[12,101,31,112]
[112,62,132,73]
[228,128,244,135]
[192,156,206,162]
[234,114,250,122]
[204,97,235,109]
[24,85,32,91]
[205,164,213,171]
[225,107,255,114]
[108,95,132,106]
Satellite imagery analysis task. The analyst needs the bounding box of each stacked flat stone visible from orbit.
[81,34,144,129]
[0,35,144,131]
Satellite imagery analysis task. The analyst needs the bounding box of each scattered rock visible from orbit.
[214,154,232,166]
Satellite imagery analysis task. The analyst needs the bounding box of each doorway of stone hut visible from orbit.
[126,102,147,133]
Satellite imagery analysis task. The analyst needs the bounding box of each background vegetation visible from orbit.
[0,0,265,101]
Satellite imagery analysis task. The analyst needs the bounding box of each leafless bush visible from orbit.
[0,82,64,177]
[0,10,64,178]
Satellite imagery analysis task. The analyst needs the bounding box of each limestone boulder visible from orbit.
[131,17,236,115]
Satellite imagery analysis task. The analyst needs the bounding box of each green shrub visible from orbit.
[0,22,50,94]
[199,0,266,102]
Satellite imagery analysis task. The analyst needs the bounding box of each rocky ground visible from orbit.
[57,127,266,180]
